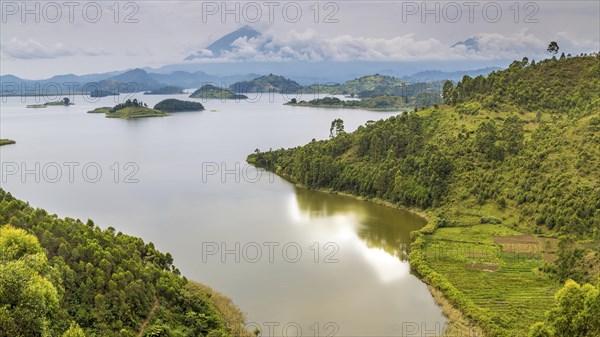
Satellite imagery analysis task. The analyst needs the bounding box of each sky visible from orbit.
[1,0,599,79]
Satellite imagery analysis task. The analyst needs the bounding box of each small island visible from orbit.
[27,97,73,108]
[0,139,16,146]
[189,84,248,100]
[286,95,406,111]
[154,99,204,112]
[144,86,185,95]
[87,99,168,119]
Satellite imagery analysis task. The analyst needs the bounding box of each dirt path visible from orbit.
[137,297,159,337]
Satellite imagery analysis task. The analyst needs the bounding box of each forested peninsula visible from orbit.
[248,54,600,337]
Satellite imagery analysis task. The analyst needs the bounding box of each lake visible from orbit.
[0,92,446,336]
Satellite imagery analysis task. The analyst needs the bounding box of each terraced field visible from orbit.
[423,225,560,336]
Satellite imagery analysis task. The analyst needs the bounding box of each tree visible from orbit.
[475,121,503,161]
[501,115,524,154]
[529,279,600,337]
[547,41,560,55]
[442,80,453,102]
[330,119,345,138]
[62,323,86,337]
[0,226,59,337]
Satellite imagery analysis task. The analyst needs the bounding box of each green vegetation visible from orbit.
[27,97,73,108]
[0,139,16,146]
[87,99,169,119]
[286,95,408,111]
[291,75,442,111]
[529,279,599,337]
[248,54,600,336]
[303,74,441,100]
[189,85,248,100]
[144,86,185,95]
[87,107,111,114]
[230,74,302,93]
[154,99,204,112]
[0,189,252,337]
[106,106,168,119]
[332,74,406,97]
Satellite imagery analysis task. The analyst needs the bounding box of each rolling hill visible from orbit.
[248,54,600,336]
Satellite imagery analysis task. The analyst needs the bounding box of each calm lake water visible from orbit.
[0,92,446,336]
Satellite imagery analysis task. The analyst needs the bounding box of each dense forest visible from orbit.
[249,54,600,336]
[230,74,302,93]
[154,99,204,112]
[0,190,251,337]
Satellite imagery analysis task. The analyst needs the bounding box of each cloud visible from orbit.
[186,29,598,63]
[1,38,108,60]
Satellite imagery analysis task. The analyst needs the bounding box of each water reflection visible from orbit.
[290,187,426,282]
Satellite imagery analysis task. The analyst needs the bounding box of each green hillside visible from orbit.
[0,190,252,337]
[154,99,204,112]
[337,74,406,96]
[189,85,248,100]
[248,54,600,336]
[230,74,302,93]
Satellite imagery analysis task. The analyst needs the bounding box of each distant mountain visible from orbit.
[0,62,505,97]
[146,71,260,89]
[402,67,501,83]
[93,69,163,93]
[230,74,302,93]
[0,75,23,83]
[451,37,481,52]
[186,25,261,60]
[144,86,185,95]
[149,71,217,88]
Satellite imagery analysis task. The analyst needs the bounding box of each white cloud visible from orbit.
[186,29,598,63]
[1,38,108,60]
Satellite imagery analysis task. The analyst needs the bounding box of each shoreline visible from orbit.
[251,163,479,336]
[285,102,405,112]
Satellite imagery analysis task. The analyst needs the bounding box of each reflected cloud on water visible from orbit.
[288,187,426,283]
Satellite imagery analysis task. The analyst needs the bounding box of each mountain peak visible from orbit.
[186,26,261,60]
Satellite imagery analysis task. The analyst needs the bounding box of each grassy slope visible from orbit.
[248,55,600,336]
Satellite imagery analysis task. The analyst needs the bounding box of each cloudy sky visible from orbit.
[1,1,598,78]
